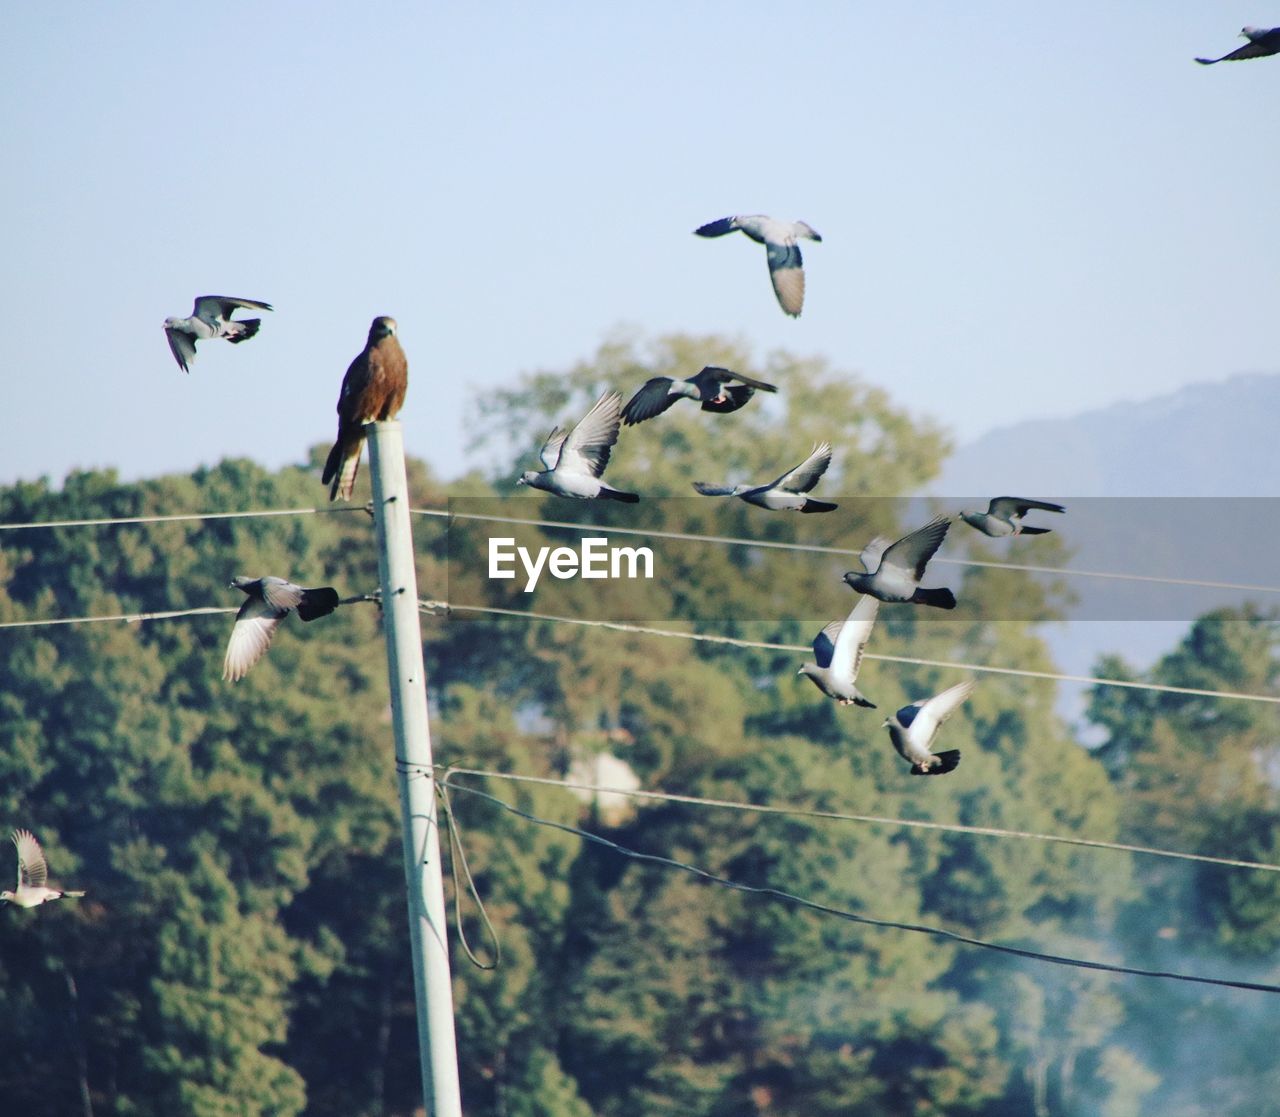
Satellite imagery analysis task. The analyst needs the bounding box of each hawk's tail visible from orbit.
[225,319,262,343]
[322,435,363,502]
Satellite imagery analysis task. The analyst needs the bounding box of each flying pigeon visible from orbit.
[518,390,639,502]
[843,515,956,608]
[323,317,409,502]
[1196,26,1280,64]
[163,296,273,373]
[621,366,778,426]
[1,830,85,908]
[883,679,975,776]
[223,576,341,682]
[959,497,1066,538]
[694,215,822,317]
[797,593,880,707]
[693,442,837,513]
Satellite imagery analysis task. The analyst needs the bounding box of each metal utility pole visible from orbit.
[367,420,463,1117]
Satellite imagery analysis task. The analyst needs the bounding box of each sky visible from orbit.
[2,3,1279,492]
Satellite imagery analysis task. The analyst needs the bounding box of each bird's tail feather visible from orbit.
[911,750,961,776]
[1017,526,1051,535]
[601,486,640,504]
[60,890,87,898]
[297,587,341,622]
[323,437,363,501]
[800,499,838,514]
[226,319,262,343]
[912,587,957,609]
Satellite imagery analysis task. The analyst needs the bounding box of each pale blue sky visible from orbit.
[2,4,1278,489]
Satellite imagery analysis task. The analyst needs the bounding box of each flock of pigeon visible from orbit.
[8,25,1266,906]
[513,217,1070,779]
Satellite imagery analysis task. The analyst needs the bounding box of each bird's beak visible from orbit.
[880,718,890,728]
[795,666,804,676]
[515,477,526,486]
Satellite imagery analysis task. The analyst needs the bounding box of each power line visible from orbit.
[443,767,1280,874]
[0,506,369,533]
[410,507,1280,597]
[0,594,377,632]
[419,600,1280,706]
[0,606,238,630]
[441,776,1280,996]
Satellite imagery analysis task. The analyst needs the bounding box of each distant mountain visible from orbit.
[935,372,1280,497]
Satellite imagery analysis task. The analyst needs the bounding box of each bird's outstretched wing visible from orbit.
[766,241,806,317]
[988,496,1065,517]
[538,427,568,471]
[194,296,274,318]
[767,442,832,494]
[258,578,305,614]
[692,481,739,497]
[697,366,778,392]
[829,594,879,680]
[557,392,623,478]
[859,536,890,573]
[1196,34,1280,63]
[812,620,843,669]
[881,516,952,579]
[904,679,975,742]
[13,830,48,889]
[621,378,678,425]
[223,597,284,682]
[694,217,740,237]
[165,327,197,373]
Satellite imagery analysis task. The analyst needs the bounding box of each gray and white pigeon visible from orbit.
[223,576,341,681]
[843,515,956,608]
[1196,26,1280,64]
[959,497,1065,538]
[883,679,974,776]
[621,366,777,426]
[693,442,837,512]
[518,391,639,502]
[1,830,85,908]
[797,593,880,707]
[163,296,273,373]
[694,215,822,317]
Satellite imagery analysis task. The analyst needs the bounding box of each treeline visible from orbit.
[1,334,1277,1116]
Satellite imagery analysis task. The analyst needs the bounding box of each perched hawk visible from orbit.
[163,296,273,373]
[322,317,409,501]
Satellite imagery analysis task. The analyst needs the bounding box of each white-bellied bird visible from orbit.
[518,391,639,502]
[694,215,822,317]
[163,296,273,373]
[797,593,880,707]
[223,576,341,681]
[959,497,1065,537]
[1,830,85,908]
[883,680,974,776]
[843,515,956,608]
[693,442,837,512]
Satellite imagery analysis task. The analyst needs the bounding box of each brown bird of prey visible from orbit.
[1196,26,1280,65]
[322,317,408,501]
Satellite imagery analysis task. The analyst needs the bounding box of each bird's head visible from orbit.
[229,576,254,591]
[797,663,815,679]
[0,890,14,903]
[1242,26,1263,39]
[842,571,862,589]
[369,316,398,340]
[516,471,538,487]
[881,716,893,729]
[162,317,180,330]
